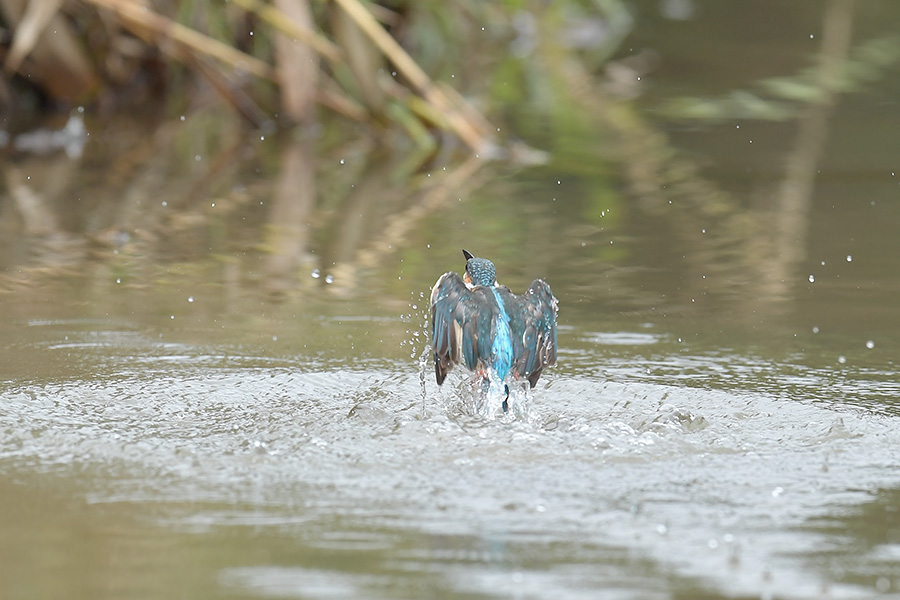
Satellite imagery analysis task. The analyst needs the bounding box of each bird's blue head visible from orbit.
[462,249,496,288]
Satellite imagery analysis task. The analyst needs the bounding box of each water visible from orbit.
[4,1,900,598]
[2,308,899,598]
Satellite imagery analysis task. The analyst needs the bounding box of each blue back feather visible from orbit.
[431,255,557,388]
[489,287,514,380]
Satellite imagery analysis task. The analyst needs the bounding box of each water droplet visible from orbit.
[194,154,202,162]
[771,486,784,498]
[170,315,175,320]
[339,158,345,165]
[115,278,121,284]
[325,274,334,284]
[808,274,815,283]
[272,335,278,341]
[866,340,875,349]
[846,255,852,262]
[812,326,819,334]
[180,115,185,121]
[412,304,418,310]
[161,200,168,207]
[311,269,320,279]
[838,355,847,364]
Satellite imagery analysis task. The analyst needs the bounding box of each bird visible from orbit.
[430,249,558,411]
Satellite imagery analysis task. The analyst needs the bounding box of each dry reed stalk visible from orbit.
[2,0,64,74]
[330,0,495,154]
[314,86,369,122]
[272,0,318,123]
[229,0,343,63]
[81,0,277,80]
[1,0,97,99]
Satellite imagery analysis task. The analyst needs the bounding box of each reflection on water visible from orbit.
[4,2,900,599]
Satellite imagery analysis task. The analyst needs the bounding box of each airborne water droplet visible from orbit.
[311,269,320,279]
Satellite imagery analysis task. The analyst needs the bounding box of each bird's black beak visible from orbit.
[462,249,475,261]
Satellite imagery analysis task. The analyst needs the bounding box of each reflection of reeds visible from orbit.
[1,0,495,152]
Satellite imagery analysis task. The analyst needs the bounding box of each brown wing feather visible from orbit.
[430,271,493,384]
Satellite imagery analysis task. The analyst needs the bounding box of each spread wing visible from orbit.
[430,271,495,385]
[509,279,558,388]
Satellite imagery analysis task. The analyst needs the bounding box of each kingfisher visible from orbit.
[430,249,558,410]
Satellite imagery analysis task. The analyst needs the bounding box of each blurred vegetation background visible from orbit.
[0,0,633,156]
[2,0,899,322]
[0,0,640,299]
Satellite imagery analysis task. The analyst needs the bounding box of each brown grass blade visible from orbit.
[82,0,276,80]
[3,0,64,74]
[2,0,97,99]
[330,0,496,155]
[230,0,343,64]
[272,0,318,123]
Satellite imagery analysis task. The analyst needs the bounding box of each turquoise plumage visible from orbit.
[430,250,558,399]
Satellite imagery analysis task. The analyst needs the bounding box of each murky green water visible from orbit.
[4,1,900,599]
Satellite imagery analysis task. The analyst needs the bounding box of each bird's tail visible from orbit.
[479,376,510,413]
